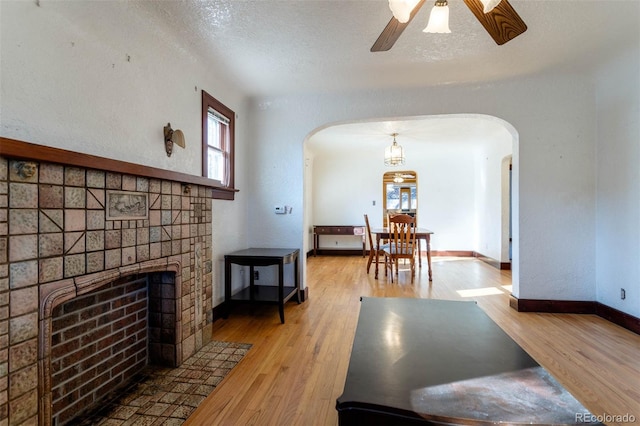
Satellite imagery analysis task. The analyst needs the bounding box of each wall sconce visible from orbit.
[163,123,185,157]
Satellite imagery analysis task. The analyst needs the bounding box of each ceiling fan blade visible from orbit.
[462,0,527,45]
[371,0,427,52]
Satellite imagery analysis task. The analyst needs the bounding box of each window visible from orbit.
[202,90,235,199]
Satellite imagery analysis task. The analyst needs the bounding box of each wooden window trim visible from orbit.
[202,90,236,200]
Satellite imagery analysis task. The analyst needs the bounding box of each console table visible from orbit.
[313,225,365,256]
[336,298,603,425]
[224,248,301,324]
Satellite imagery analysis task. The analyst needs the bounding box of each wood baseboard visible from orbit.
[300,287,309,302]
[509,297,596,314]
[595,303,640,335]
[312,249,365,257]
[213,286,309,321]
[309,248,511,271]
[510,296,640,335]
[474,252,511,270]
[312,250,476,257]
[430,250,474,257]
[212,303,226,321]
[418,250,512,271]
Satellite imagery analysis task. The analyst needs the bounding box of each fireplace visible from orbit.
[47,269,184,425]
[0,139,221,425]
[51,274,148,424]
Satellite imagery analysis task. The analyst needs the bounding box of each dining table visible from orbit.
[372,227,434,281]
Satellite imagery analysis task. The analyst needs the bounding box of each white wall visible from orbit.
[474,132,513,262]
[595,44,640,318]
[419,144,477,251]
[0,1,250,307]
[310,143,384,249]
[311,146,381,229]
[309,139,479,251]
[307,115,512,257]
[247,74,598,302]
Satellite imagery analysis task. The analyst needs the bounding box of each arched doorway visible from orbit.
[303,113,520,293]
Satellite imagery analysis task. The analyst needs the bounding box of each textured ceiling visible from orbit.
[139,0,640,98]
[305,115,513,155]
[133,1,638,151]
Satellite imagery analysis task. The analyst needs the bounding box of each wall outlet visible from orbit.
[254,271,259,280]
[621,288,626,300]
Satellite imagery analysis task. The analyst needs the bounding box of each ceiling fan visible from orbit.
[395,172,416,179]
[372,0,527,52]
[393,173,414,183]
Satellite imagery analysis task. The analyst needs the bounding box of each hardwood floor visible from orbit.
[185,256,640,426]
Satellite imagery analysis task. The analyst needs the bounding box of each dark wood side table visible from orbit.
[336,298,603,425]
[313,225,365,256]
[224,248,301,324]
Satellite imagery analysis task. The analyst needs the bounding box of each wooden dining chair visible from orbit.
[364,214,386,274]
[383,214,417,283]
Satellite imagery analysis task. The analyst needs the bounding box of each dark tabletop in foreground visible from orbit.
[336,297,603,425]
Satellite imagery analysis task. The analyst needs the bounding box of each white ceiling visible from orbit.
[141,0,640,98]
[305,115,512,153]
[137,0,639,150]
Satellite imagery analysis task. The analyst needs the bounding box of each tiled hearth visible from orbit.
[0,146,217,426]
[74,340,251,425]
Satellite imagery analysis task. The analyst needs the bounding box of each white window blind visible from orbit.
[207,108,230,184]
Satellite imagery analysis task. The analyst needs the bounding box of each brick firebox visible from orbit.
[0,138,229,426]
[48,270,180,425]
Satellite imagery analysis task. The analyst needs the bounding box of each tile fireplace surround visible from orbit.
[0,138,230,426]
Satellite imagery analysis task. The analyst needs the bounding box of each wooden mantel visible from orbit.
[0,136,238,199]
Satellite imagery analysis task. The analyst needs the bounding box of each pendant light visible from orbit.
[384,133,405,166]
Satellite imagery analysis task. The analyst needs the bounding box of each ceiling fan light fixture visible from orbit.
[388,0,421,24]
[480,0,502,13]
[423,0,451,34]
[384,133,406,167]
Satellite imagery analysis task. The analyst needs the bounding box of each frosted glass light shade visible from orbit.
[480,0,502,13]
[423,2,451,34]
[388,0,421,23]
